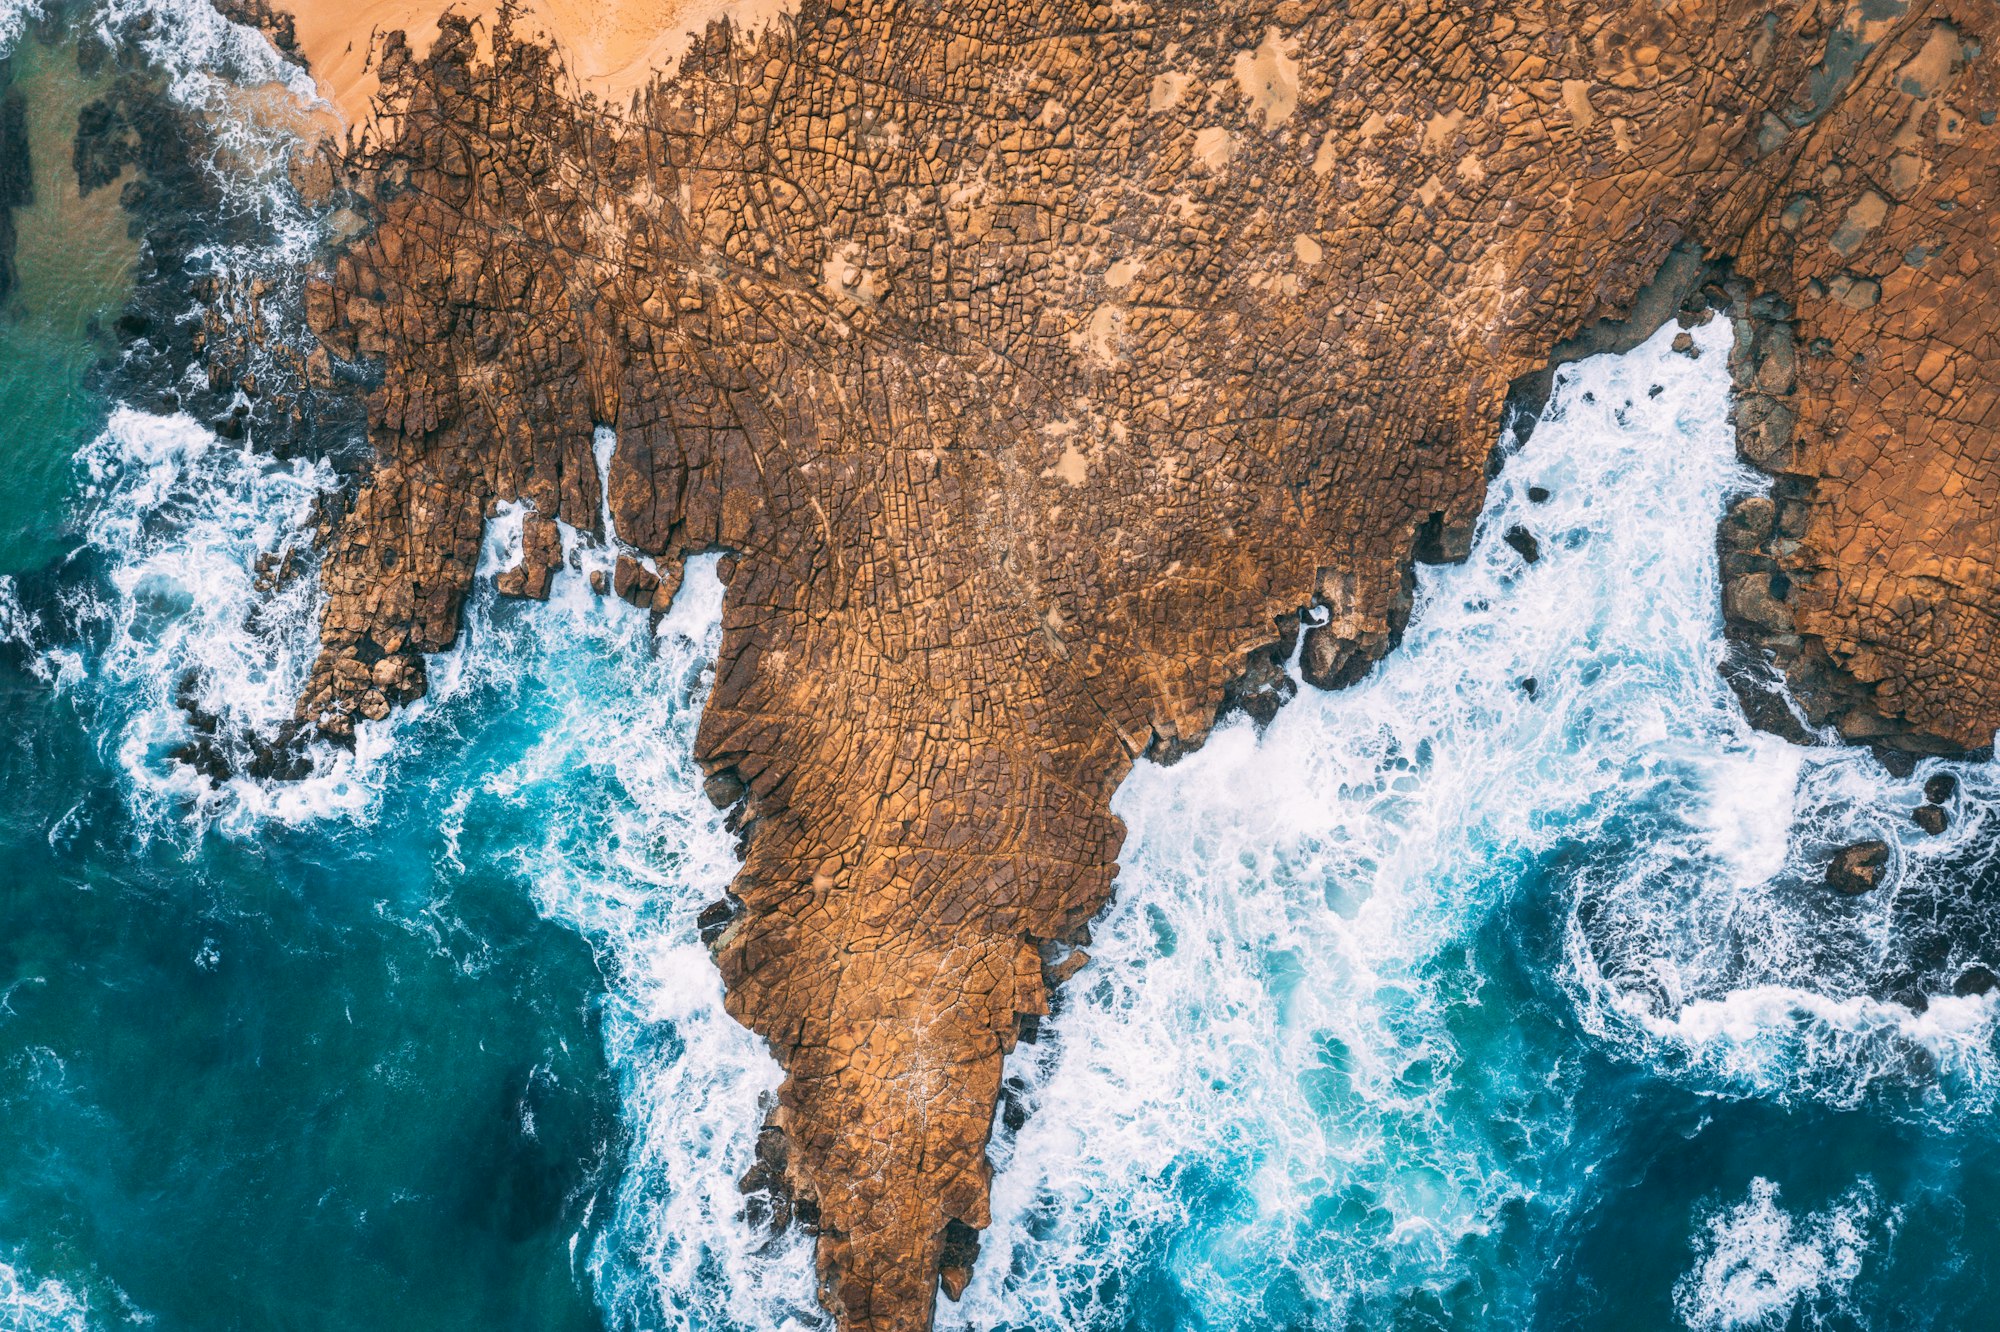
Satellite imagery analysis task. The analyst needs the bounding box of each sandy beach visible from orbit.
[282,0,797,126]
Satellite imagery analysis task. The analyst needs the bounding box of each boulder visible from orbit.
[1953,965,1998,998]
[612,552,660,607]
[1824,840,1890,895]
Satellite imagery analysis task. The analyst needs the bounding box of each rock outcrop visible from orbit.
[1826,838,1891,894]
[279,2,2000,1327]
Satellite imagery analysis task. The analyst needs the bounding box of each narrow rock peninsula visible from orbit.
[278,2,2000,1327]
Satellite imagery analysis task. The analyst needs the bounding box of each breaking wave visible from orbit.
[1674,1177,1892,1332]
[54,293,1996,1331]
[0,1253,94,1332]
[950,319,1993,1328]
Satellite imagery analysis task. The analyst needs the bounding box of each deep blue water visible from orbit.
[3,7,2000,1332]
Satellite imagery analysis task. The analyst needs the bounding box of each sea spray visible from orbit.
[1674,1177,1894,1332]
[71,406,368,833]
[953,318,1993,1329]
[0,0,40,57]
[67,311,1998,1329]
[403,546,830,1332]
[0,1252,93,1332]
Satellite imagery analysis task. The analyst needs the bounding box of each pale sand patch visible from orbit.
[1192,125,1233,170]
[1052,440,1088,486]
[1148,69,1191,114]
[1422,106,1463,152]
[1231,26,1298,130]
[1067,304,1125,366]
[1561,77,1596,132]
[821,241,881,304]
[1039,420,1089,487]
[1311,131,1337,175]
[280,0,799,129]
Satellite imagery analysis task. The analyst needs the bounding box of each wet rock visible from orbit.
[1154,624,1302,757]
[1953,965,1998,998]
[936,1218,980,1302]
[495,516,560,600]
[1519,676,1538,699]
[703,770,746,809]
[1912,803,1948,835]
[1724,571,1791,632]
[243,719,314,782]
[1925,773,1959,805]
[1672,332,1699,357]
[1503,525,1541,564]
[737,1123,798,1232]
[1526,485,1551,504]
[1825,840,1891,895]
[696,898,738,945]
[1888,976,1931,1014]
[612,553,660,607]
[1717,495,1775,552]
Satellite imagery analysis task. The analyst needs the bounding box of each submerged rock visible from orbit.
[1503,525,1541,564]
[1953,965,1998,998]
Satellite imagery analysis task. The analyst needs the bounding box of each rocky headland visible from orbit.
[259,0,1999,1326]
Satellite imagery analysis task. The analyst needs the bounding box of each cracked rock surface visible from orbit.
[280,1,2000,1326]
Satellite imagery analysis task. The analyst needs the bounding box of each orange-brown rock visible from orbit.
[281,2,2000,1327]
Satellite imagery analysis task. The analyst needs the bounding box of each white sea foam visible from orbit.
[950,319,1994,1326]
[415,547,825,1331]
[0,1253,93,1332]
[63,406,380,834]
[35,6,1997,1314]
[66,308,1990,1327]
[13,11,816,1312]
[1674,1177,1890,1331]
[93,0,321,129]
[0,0,40,57]
[11,0,394,837]
[69,408,819,1310]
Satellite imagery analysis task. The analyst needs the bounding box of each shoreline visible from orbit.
[273,0,800,129]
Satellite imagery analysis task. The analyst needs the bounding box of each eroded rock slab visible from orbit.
[279,2,2000,1326]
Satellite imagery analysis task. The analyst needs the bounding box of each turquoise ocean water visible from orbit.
[3,6,1999,1331]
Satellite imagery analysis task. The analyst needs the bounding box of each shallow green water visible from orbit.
[0,30,137,576]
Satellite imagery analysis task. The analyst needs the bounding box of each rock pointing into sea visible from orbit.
[267,0,2000,1326]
